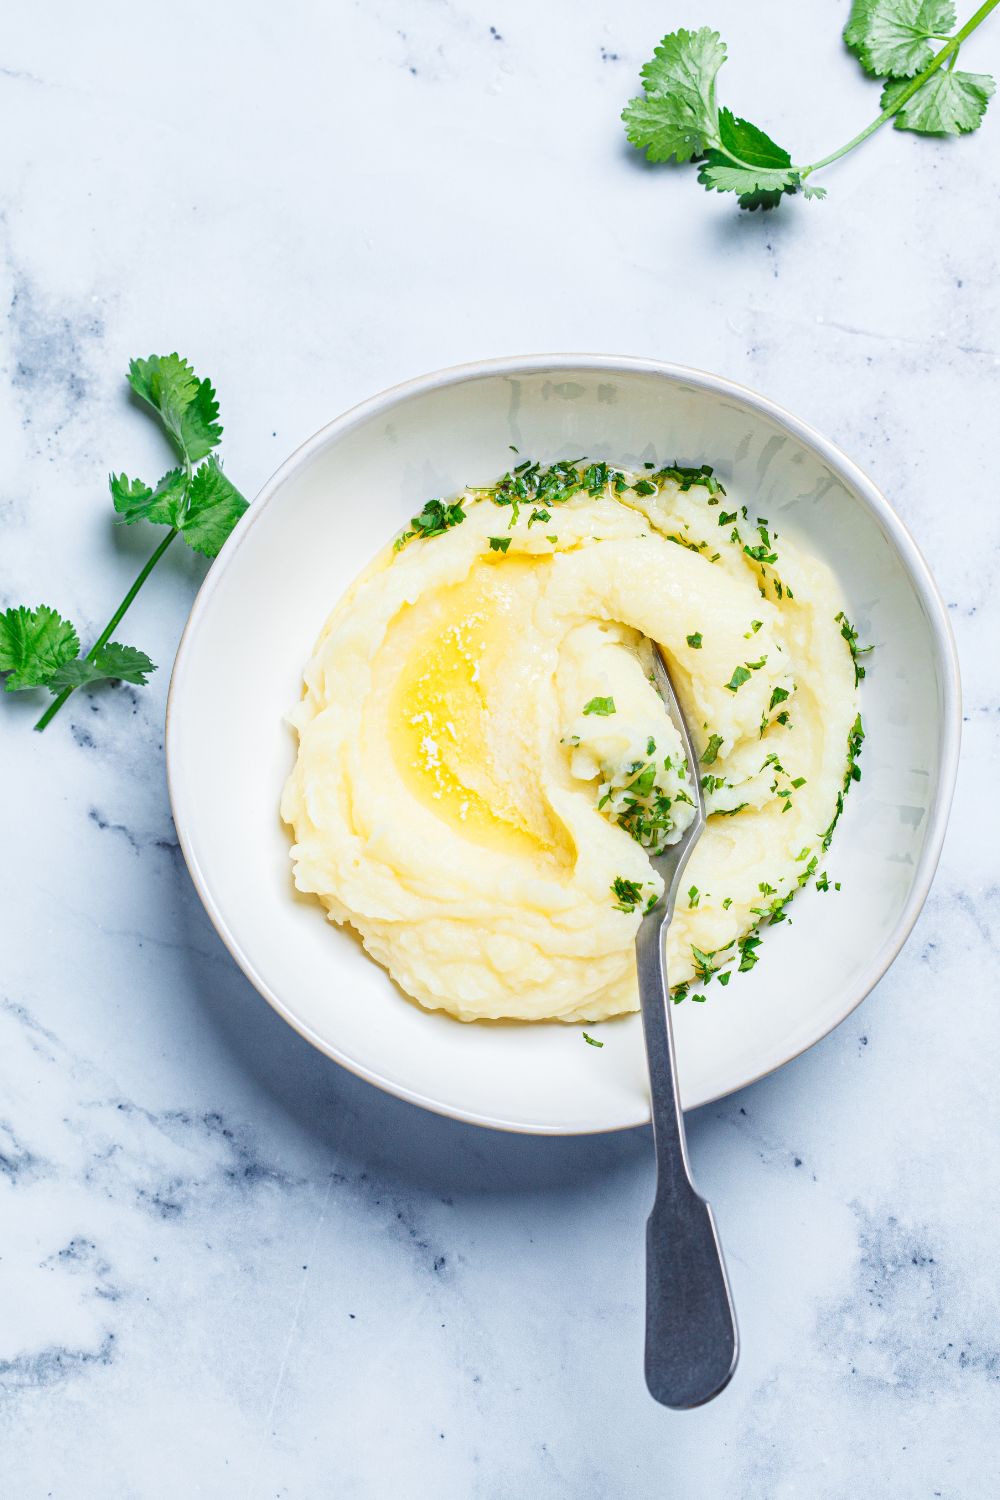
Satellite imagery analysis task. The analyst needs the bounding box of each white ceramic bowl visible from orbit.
[167,356,960,1134]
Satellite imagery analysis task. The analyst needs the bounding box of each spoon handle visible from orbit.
[636,911,739,1409]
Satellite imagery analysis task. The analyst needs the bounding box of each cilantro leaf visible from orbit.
[110,468,187,528]
[128,354,222,465]
[622,28,727,163]
[47,643,156,691]
[179,457,249,557]
[844,0,955,79]
[698,109,799,210]
[178,377,223,463]
[583,696,616,716]
[625,6,997,213]
[882,68,995,131]
[0,606,80,690]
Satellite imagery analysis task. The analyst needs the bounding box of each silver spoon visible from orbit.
[637,646,739,1409]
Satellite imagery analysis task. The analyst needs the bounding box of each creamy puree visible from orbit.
[282,462,861,1021]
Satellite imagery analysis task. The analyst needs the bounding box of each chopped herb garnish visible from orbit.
[583,696,616,716]
[488,536,511,554]
[836,610,874,686]
[691,945,716,983]
[738,934,762,972]
[688,885,700,908]
[655,463,725,496]
[632,478,657,496]
[701,732,724,765]
[686,632,703,649]
[582,1031,604,1048]
[725,665,752,692]
[611,875,646,912]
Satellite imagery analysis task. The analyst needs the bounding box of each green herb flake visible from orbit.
[686,632,703,649]
[725,665,752,692]
[582,1031,605,1048]
[583,696,616,717]
[488,536,511,554]
[701,732,724,765]
[835,610,875,686]
[611,875,645,912]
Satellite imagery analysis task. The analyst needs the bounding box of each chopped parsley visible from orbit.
[611,875,646,912]
[743,525,778,566]
[691,946,716,983]
[396,497,466,549]
[701,732,724,765]
[582,1031,604,1048]
[655,463,725,496]
[822,712,866,850]
[688,885,700,909]
[582,461,627,496]
[608,758,680,851]
[836,610,874,686]
[488,536,511,554]
[725,665,752,692]
[686,632,703,649]
[738,934,762,972]
[583,696,616,716]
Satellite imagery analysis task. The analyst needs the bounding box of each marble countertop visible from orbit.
[2,1,998,1495]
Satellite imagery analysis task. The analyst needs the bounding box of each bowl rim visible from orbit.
[166,353,962,1135]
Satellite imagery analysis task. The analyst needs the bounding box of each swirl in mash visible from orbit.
[282,461,861,1022]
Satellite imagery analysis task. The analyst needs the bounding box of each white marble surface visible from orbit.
[1,1,998,1494]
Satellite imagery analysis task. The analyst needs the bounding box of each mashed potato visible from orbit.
[281,460,861,1022]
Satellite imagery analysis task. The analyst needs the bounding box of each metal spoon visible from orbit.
[637,645,739,1409]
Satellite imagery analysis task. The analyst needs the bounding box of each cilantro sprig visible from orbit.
[1,355,247,731]
[624,2,996,211]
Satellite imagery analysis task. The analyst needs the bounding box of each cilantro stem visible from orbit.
[33,528,179,732]
[800,0,1000,178]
